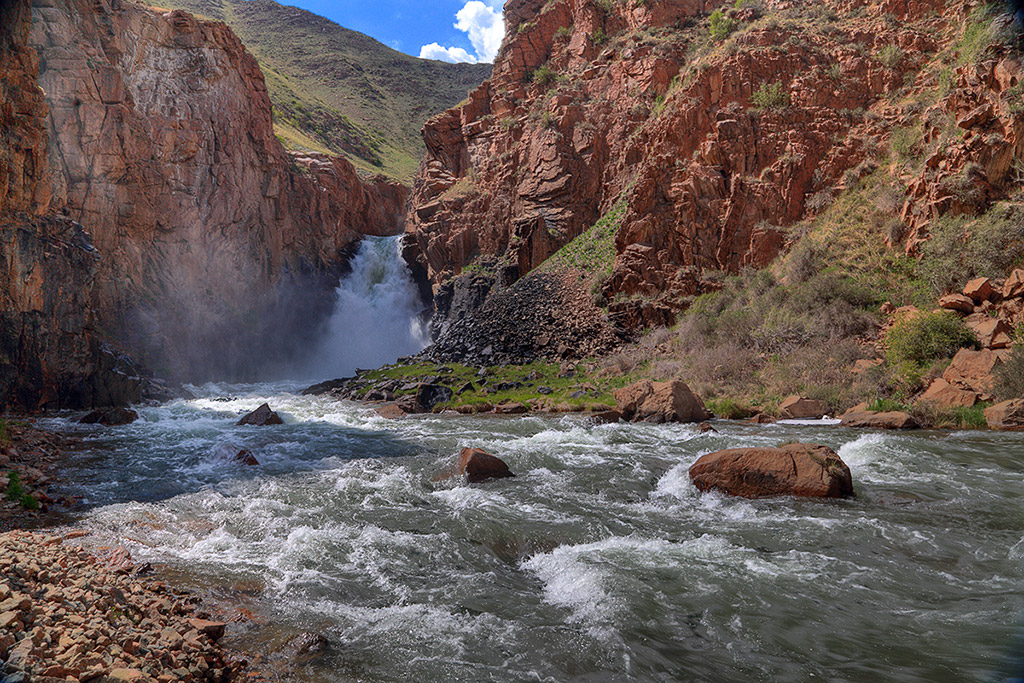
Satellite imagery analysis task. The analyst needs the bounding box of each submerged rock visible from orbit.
[985,400,1024,431]
[689,443,854,499]
[237,403,284,426]
[614,380,710,424]
[457,447,515,483]
[375,404,407,420]
[234,449,259,466]
[78,407,138,426]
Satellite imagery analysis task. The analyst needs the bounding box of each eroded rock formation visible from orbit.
[1,0,411,409]
[406,0,1024,340]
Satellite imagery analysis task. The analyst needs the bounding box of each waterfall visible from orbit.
[303,236,429,380]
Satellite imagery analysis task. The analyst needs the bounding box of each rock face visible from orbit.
[916,378,978,410]
[456,447,515,483]
[1,0,410,410]
[237,403,284,426]
[614,379,711,423]
[984,400,1024,431]
[777,396,828,420]
[688,443,854,499]
[404,0,1022,342]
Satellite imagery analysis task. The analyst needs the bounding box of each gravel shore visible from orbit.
[0,529,245,682]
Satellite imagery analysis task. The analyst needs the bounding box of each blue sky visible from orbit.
[280,0,505,63]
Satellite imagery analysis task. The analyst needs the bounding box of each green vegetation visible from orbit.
[875,45,904,68]
[160,0,490,182]
[883,311,977,367]
[867,398,910,413]
[356,360,638,411]
[751,81,790,109]
[5,472,38,511]
[532,64,558,87]
[0,419,9,447]
[709,9,737,41]
[995,344,1024,400]
[541,201,627,277]
[704,397,755,419]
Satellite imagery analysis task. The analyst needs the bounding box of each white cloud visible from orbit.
[419,1,504,64]
[419,42,476,63]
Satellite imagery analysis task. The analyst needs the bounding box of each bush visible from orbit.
[5,472,38,510]
[994,345,1024,400]
[883,311,978,367]
[705,397,756,419]
[709,9,737,41]
[868,397,910,413]
[532,64,557,87]
[752,81,790,109]
[0,419,8,447]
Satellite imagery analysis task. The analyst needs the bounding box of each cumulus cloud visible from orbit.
[419,43,476,63]
[419,1,504,64]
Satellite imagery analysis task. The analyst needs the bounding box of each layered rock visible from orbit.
[405,0,1020,344]
[25,0,408,382]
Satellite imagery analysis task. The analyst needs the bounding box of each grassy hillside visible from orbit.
[157,0,492,182]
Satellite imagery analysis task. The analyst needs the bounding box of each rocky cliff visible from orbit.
[407,0,1024,338]
[1,0,410,409]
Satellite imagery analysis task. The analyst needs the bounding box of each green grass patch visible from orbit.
[867,398,911,413]
[5,472,38,511]
[541,200,627,277]
[705,397,755,419]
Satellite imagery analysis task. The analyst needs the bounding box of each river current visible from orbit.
[38,384,1024,682]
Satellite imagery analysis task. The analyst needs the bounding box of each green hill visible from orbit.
[157,0,492,182]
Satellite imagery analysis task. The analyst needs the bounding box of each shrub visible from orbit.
[868,397,911,413]
[709,9,737,41]
[592,26,608,44]
[883,311,978,367]
[751,81,790,109]
[0,419,9,447]
[876,45,904,68]
[5,472,38,511]
[994,344,1024,400]
[555,26,572,40]
[705,397,756,419]
[532,64,557,87]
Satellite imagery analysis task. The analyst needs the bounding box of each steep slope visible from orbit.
[157,0,493,182]
[406,0,1024,342]
[0,0,410,410]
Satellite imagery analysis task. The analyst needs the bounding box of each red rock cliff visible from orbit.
[407,0,1023,330]
[1,0,411,407]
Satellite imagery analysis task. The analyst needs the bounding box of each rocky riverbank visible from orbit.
[0,530,244,682]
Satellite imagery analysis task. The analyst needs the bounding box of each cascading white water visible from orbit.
[303,235,429,379]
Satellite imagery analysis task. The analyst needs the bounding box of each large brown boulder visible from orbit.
[984,400,1024,431]
[456,448,515,483]
[963,277,994,303]
[916,378,978,410]
[237,403,284,426]
[614,380,711,424]
[942,348,1008,397]
[1003,268,1024,300]
[839,408,919,430]
[777,396,828,419]
[79,408,138,426]
[938,294,975,313]
[964,314,1012,349]
[688,443,854,499]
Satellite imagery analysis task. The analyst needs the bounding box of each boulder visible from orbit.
[416,383,453,412]
[984,400,1024,431]
[375,404,407,419]
[494,401,529,414]
[942,348,1008,396]
[916,378,977,410]
[688,443,854,499]
[79,407,138,426]
[777,396,829,419]
[1003,268,1024,300]
[237,403,284,426]
[938,293,975,313]
[963,277,994,303]
[839,408,919,429]
[614,380,711,424]
[749,413,775,424]
[456,447,515,483]
[964,316,1012,349]
[697,422,717,433]
[186,618,227,641]
[233,450,259,466]
[284,632,330,664]
[590,409,623,424]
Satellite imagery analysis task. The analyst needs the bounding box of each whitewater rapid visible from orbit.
[38,385,1024,682]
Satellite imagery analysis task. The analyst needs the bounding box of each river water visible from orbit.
[39,385,1024,682]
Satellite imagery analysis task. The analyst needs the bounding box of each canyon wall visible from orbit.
[1,0,410,409]
[407,0,1024,335]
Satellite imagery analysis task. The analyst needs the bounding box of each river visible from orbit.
[37,385,1024,682]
